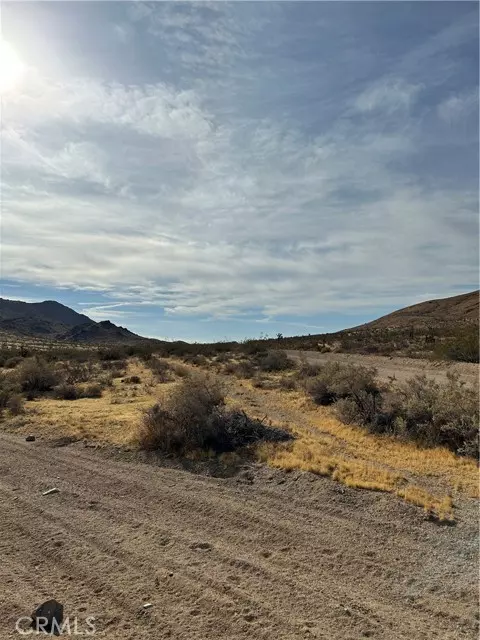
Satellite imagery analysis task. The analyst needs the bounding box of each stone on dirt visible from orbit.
[30,599,64,634]
[25,435,35,442]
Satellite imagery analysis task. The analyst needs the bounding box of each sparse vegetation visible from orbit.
[139,372,290,454]
[17,358,60,397]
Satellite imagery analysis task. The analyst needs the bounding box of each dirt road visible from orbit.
[285,351,479,387]
[0,433,477,639]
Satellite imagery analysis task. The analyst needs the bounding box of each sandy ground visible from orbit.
[0,433,478,640]
[285,351,479,387]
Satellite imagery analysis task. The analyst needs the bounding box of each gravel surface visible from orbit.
[285,351,479,387]
[0,433,478,639]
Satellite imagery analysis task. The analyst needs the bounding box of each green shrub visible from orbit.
[436,329,479,363]
[0,373,22,409]
[17,358,60,397]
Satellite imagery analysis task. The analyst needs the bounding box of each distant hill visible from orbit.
[354,290,479,331]
[0,298,145,343]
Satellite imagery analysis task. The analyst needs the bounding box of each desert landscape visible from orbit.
[1,3,478,637]
[0,291,478,638]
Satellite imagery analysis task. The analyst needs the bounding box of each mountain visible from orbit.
[60,320,143,343]
[354,290,479,331]
[0,298,145,343]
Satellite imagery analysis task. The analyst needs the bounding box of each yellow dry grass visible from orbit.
[7,359,172,446]
[243,382,478,520]
[3,356,477,522]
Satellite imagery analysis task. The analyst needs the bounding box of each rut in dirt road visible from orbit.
[0,433,477,640]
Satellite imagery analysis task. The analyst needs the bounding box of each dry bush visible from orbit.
[385,374,479,457]
[305,362,380,414]
[147,357,173,383]
[278,376,297,391]
[61,360,96,384]
[54,383,80,400]
[4,356,23,369]
[309,363,479,458]
[296,361,322,378]
[139,373,290,454]
[224,361,255,379]
[81,383,103,398]
[0,372,21,409]
[6,394,24,415]
[170,363,189,378]
[124,375,141,384]
[17,358,60,397]
[256,350,292,372]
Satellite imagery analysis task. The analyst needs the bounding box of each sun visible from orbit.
[0,40,25,93]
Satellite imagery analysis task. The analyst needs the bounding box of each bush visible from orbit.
[147,358,173,383]
[170,363,189,378]
[4,356,23,369]
[436,329,479,363]
[81,383,103,398]
[17,358,60,397]
[0,376,21,410]
[256,350,292,372]
[6,394,24,415]
[54,383,80,400]
[386,374,479,456]
[61,360,96,384]
[139,373,291,454]
[124,375,141,384]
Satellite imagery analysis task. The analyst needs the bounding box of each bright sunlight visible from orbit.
[0,39,25,93]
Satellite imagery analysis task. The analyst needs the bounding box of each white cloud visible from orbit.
[1,5,477,326]
[354,78,422,113]
[437,89,478,123]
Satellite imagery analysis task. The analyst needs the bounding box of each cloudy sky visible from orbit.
[1,1,478,341]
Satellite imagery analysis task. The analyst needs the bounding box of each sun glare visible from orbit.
[0,39,25,93]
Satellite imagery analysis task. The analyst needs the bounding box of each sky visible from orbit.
[1,1,478,342]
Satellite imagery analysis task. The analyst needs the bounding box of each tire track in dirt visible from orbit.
[0,433,477,639]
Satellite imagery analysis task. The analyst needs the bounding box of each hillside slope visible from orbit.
[356,290,479,331]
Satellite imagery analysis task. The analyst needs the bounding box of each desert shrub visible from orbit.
[4,356,23,369]
[256,350,292,372]
[147,357,173,383]
[436,330,479,363]
[101,359,127,372]
[98,347,127,361]
[0,373,22,409]
[124,375,141,384]
[182,354,208,366]
[170,363,189,378]
[305,378,336,405]
[278,376,297,391]
[385,374,479,456]
[297,362,322,378]
[81,383,103,398]
[139,373,290,454]
[6,394,24,415]
[17,358,60,397]
[54,383,80,400]
[61,360,96,384]
[224,361,255,378]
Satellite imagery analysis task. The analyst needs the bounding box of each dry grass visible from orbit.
[246,381,478,520]
[2,355,477,522]
[4,359,174,445]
